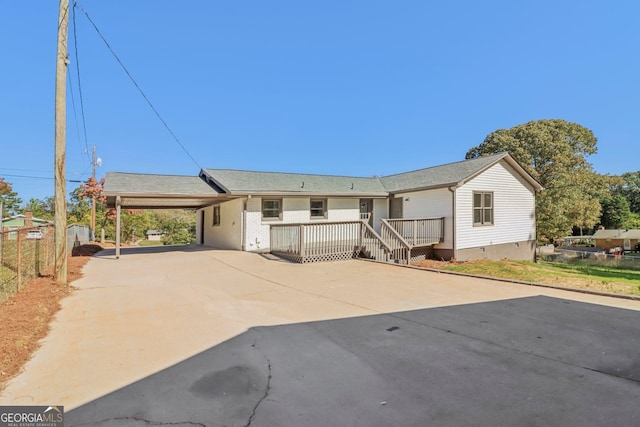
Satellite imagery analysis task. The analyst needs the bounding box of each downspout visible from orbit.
[533,189,538,262]
[115,196,121,259]
[241,196,249,251]
[448,186,457,260]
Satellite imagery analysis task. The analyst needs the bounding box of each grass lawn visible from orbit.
[138,240,164,247]
[413,259,640,296]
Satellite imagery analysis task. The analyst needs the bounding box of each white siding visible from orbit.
[201,198,244,250]
[372,199,388,233]
[244,197,362,252]
[327,198,359,221]
[455,161,536,250]
[394,187,454,249]
[245,197,267,251]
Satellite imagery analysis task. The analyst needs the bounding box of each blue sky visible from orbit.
[2,1,639,203]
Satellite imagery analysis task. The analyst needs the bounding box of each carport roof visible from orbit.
[103,172,227,209]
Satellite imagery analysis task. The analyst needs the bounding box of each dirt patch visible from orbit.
[413,259,456,269]
[0,243,105,391]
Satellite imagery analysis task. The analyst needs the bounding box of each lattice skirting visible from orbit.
[272,250,360,264]
[410,246,434,263]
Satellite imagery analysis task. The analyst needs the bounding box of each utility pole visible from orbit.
[91,145,96,240]
[54,0,69,284]
[0,201,4,265]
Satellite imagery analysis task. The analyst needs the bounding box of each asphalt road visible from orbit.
[67,295,640,427]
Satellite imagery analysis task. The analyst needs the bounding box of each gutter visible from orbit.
[227,191,389,198]
[448,185,457,259]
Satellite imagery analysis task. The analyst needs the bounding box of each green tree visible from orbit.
[600,194,631,229]
[0,178,23,216]
[104,209,154,243]
[627,212,640,229]
[613,171,640,213]
[157,211,196,245]
[466,119,608,241]
[21,197,55,220]
[68,186,92,225]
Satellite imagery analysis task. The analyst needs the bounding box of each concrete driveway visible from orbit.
[1,246,639,424]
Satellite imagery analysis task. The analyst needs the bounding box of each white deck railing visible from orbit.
[270,218,446,264]
[270,221,395,263]
[384,217,445,247]
[269,218,445,264]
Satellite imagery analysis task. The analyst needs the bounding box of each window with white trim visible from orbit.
[262,199,282,220]
[310,199,327,219]
[212,205,221,226]
[473,192,493,226]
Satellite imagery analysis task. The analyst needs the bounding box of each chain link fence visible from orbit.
[539,247,640,271]
[0,224,92,304]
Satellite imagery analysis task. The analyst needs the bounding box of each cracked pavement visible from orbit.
[1,246,639,425]
[67,296,640,426]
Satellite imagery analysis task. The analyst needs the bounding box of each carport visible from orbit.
[103,172,233,257]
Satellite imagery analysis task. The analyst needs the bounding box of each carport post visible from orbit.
[115,196,121,259]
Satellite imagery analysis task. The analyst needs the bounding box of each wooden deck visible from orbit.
[270,218,444,264]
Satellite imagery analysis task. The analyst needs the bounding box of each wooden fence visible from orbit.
[0,224,91,304]
[0,225,55,303]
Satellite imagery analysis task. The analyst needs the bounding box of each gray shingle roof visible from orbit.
[200,169,387,195]
[103,152,541,208]
[380,153,510,193]
[104,172,222,196]
[593,229,640,240]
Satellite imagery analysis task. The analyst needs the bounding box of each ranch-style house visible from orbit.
[104,152,542,263]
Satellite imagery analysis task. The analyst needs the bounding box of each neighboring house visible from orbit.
[104,152,542,262]
[1,212,52,229]
[1,213,53,239]
[593,228,640,252]
[146,229,165,241]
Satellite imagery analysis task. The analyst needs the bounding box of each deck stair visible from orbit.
[269,217,444,264]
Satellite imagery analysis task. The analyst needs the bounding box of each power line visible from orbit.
[74,1,203,170]
[0,174,82,183]
[67,70,89,165]
[71,2,91,163]
[0,167,54,173]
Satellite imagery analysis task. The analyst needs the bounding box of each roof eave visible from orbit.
[103,192,223,198]
[228,191,389,198]
[388,182,459,195]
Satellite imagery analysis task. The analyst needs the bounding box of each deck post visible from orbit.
[299,224,305,261]
[115,196,121,259]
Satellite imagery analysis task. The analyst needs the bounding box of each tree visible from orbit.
[0,178,23,216]
[627,212,640,229]
[77,177,107,240]
[104,209,153,243]
[68,186,92,225]
[600,194,631,229]
[22,197,55,220]
[613,171,640,213]
[466,119,608,241]
[153,210,196,245]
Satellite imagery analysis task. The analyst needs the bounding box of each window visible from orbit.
[310,199,327,219]
[473,192,493,225]
[212,205,221,226]
[262,199,282,220]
